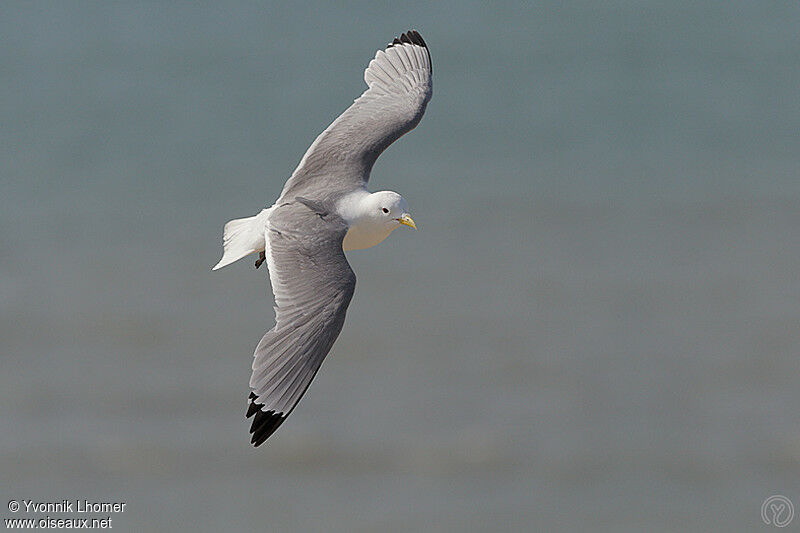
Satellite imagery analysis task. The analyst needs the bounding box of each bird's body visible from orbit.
[213,31,432,446]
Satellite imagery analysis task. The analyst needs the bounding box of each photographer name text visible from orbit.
[16,500,126,514]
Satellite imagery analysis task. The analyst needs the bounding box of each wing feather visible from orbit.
[246,202,356,446]
[278,30,433,200]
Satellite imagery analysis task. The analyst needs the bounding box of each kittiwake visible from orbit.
[213,30,433,446]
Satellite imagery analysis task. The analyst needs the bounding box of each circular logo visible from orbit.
[762,495,794,528]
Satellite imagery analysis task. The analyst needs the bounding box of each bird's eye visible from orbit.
[382,208,389,214]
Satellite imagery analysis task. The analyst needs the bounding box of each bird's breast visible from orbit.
[342,222,395,251]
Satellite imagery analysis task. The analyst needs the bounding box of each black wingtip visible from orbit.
[387,30,431,74]
[407,30,427,49]
[388,29,428,50]
[247,392,286,447]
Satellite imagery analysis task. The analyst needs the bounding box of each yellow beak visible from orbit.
[397,213,417,230]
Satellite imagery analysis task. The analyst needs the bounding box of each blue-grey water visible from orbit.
[2,2,800,531]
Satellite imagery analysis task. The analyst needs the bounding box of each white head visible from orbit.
[340,190,417,251]
[362,191,417,230]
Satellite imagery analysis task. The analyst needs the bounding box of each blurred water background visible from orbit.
[2,1,800,531]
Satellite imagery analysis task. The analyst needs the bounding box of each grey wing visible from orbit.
[278,30,433,200]
[247,202,356,446]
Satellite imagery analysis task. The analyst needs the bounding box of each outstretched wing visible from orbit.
[278,30,433,200]
[247,201,356,446]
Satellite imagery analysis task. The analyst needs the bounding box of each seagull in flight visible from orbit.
[213,31,433,446]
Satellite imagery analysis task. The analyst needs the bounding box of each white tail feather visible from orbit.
[212,209,270,271]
